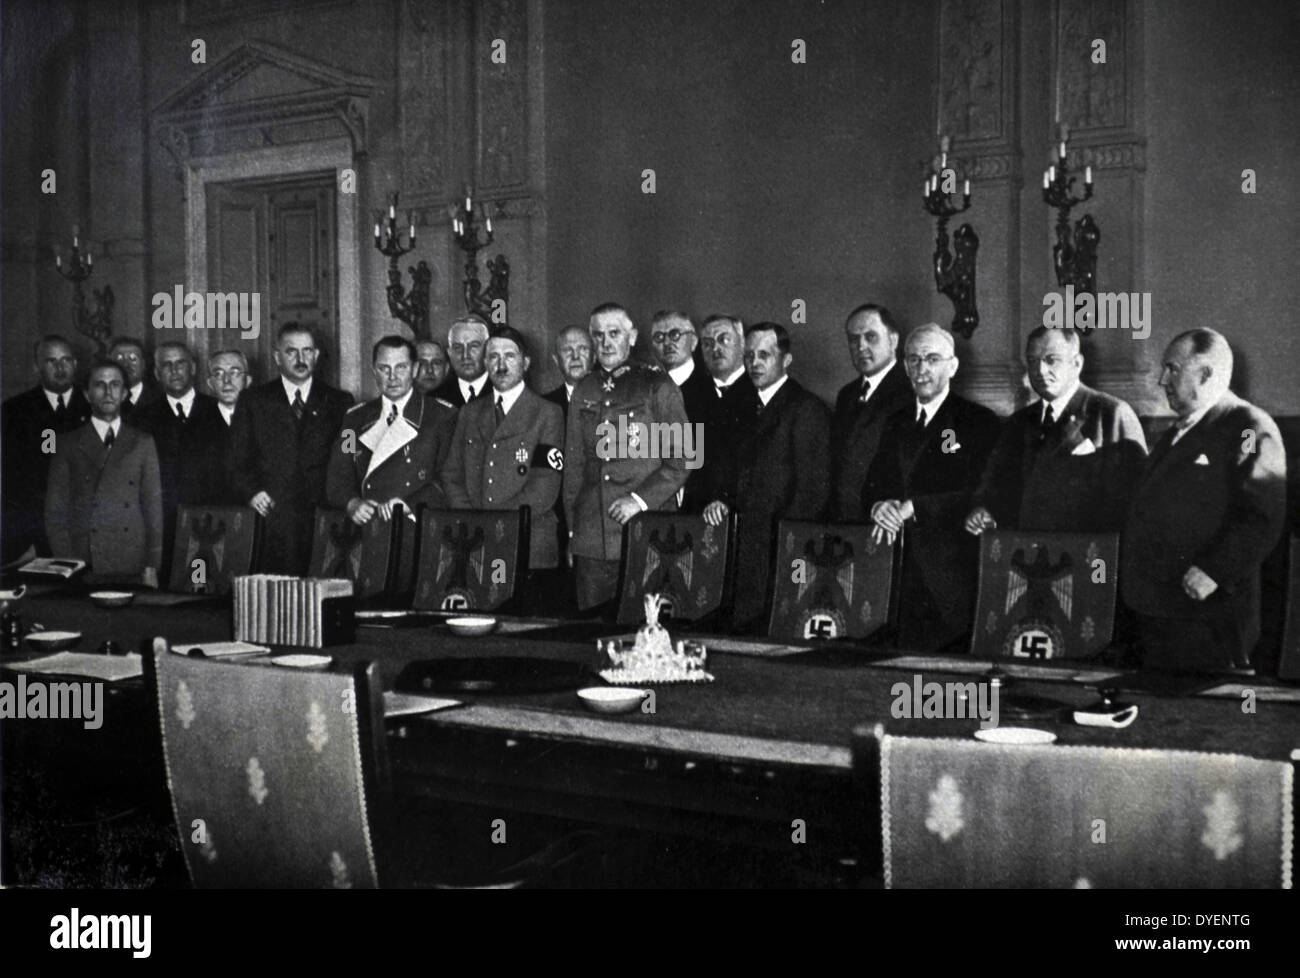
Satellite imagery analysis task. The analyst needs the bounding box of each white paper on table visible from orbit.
[873,654,1120,684]
[382,692,463,717]
[5,651,143,681]
[170,641,270,658]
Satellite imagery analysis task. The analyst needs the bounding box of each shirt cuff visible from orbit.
[630,492,648,512]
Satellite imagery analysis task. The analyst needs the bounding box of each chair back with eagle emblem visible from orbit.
[615,512,737,626]
[151,644,389,888]
[411,507,530,612]
[167,505,260,595]
[969,530,1120,660]
[307,507,404,601]
[767,520,898,641]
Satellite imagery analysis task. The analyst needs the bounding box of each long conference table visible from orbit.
[3,585,1299,887]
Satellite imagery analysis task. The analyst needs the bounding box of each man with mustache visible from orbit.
[863,324,1000,652]
[45,359,163,586]
[966,326,1147,535]
[1,335,92,562]
[563,302,690,611]
[830,304,912,521]
[1121,328,1286,673]
[444,326,565,582]
[431,317,491,407]
[228,322,354,573]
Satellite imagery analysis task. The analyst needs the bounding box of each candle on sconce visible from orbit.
[389,204,395,220]
[465,195,472,213]
[1059,142,1067,160]
[923,179,929,199]
[374,223,381,241]
[963,180,971,198]
[1049,165,1056,183]
[1085,165,1093,185]
[86,253,92,267]
[486,214,492,234]
[55,255,62,268]
[1043,170,1050,190]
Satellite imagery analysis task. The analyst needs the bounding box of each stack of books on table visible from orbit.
[233,575,356,648]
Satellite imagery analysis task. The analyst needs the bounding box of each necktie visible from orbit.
[494,395,506,429]
[386,402,398,426]
[914,409,928,435]
[292,389,305,421]
[858,378,872,403]
[1042,404,1055,428]
[103,427,115,449]
[54,394,67,421]
[715,384,728,399]
[176,401,186,422]
[467,384,478,401]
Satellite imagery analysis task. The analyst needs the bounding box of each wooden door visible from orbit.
[206,176,338,384]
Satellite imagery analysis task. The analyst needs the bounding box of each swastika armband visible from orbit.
[533,444,564,471]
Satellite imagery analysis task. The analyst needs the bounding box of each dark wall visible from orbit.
[543,0,937,399]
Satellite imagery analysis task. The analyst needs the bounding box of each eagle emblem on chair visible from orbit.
[184,513,228,592]
[641,524,695,617]
[1001,548,1074,659]
[433,522,487,609]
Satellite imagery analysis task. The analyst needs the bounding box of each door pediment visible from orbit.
[154,41,374,166]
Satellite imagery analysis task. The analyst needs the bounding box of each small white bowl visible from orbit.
[24,630,83,652]
[577,686,648,715]
[89,590,134,609]
[446,616,498,637]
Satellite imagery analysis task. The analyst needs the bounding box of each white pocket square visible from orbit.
[1070,438,1097,456]
[1194,454,1210,466]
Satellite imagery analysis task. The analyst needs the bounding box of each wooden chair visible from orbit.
[969,530,1120,660]
[151,644,389,888]
[614,511,736,626]
[767,519,897,641]
[853,724,1293,888]
[306,506,404,601]
[412,507,530,612]
[165,505,259,595]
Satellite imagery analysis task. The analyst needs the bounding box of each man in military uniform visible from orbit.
[563,303,691,611]
[326,335,458,523]
[443,326,565,578]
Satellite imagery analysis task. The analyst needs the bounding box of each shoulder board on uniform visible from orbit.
[435,398,456,409]
[345,401,369,415]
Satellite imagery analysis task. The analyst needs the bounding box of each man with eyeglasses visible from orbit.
[966,326,1146,536]
[229,322,354,573]
[431,317,492,407]
[830,304,913,521]
[863,324,1000,652]
[327,335,457,528]
[1,335,91,562]
[206,349,252,427]
[134,342,229,580]
[650,310,717,511]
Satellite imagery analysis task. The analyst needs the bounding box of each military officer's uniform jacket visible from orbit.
[325,390,458,516]
[443,384,566,569]
[563,360,690,562]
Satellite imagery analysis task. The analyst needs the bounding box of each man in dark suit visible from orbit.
[133,341,229,583]
[45,360,163,585]
[830,304,913,521]
[542,324,593,576]
[1,334,91,562]
[863,324,1001,652]
[204,349,251,504]
[326,335,457,521]
[108,336,160,418]
[229,323,355,574]
[695,314,758,505]
[543,324,593,415]
[650,310,716,511]
[564,303,690,610]
[1121,328,1287,673]
[444,326,565,578]
[431,316,491,407]
[704,323,830,630]
[967,326,1147,534]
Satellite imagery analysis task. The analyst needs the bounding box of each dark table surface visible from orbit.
[7,589,1299,765]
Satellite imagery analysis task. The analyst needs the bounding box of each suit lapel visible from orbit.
[1141,396,1231,485]
[364,397,419,479]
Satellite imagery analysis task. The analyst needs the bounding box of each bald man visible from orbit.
[1122,328,1286,673]
[863,324,1000,652]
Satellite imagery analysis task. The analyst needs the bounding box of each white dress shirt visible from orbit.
[914,385,951,427]
[459,373,488,402]
[493,381,526,416]
[217,403,236,426]
[1038,380,1080,425]
[711,365,746,395]
[857,359,898,404]
[90,416,121,443]
[668,361,696,387]
[757,373,790,406]
[281,376,313,405]
[167,388,197,419]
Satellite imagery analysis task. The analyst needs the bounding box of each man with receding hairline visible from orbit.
[863,324,1000,652]
[134,341,228,579]
[1122,328,1286,672]
[432,317,491,407]
[967,326,1147,534]
[831,304,912,521]
[1,334,91,561]
[228,322,354,573]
